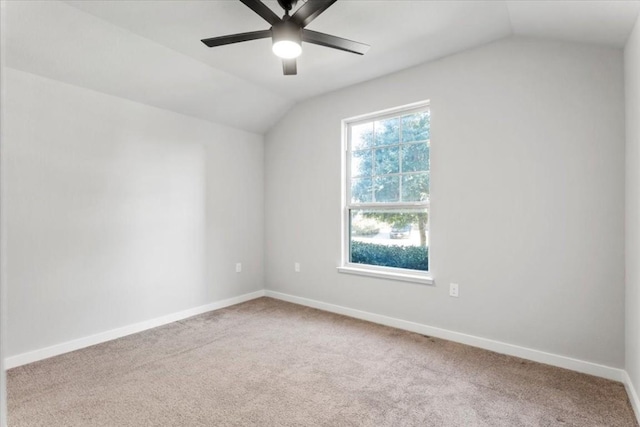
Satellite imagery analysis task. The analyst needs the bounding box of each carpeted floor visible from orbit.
[7,297,638,426]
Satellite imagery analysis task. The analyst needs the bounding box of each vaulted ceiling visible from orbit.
[3,0,639,133]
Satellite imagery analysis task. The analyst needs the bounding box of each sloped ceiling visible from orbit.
[3,0,639,133]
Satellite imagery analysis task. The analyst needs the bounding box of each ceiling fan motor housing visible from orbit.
[277,0,298,13]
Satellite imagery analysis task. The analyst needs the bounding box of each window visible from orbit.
[339,102,432,284]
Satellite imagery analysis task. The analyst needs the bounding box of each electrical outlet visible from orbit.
[449,283,459,297]
[236,263,242,273]
[294,262,301,273]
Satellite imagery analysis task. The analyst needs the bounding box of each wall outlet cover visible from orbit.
[449,283,459,297]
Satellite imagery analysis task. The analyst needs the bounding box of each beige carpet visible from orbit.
[8,297,638,426]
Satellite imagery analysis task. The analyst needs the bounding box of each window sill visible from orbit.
[337,266,434,285]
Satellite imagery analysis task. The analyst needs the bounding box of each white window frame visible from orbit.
[338,101,434,285]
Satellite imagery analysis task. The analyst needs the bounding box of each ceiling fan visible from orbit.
[201,0,370,76]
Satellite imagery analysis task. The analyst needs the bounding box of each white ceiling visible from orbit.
[3,0,639,133]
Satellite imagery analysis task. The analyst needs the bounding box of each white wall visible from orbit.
[626,11,640,411]
[1,2,8,423]
[265,37,626,368]
[3,68,264,358]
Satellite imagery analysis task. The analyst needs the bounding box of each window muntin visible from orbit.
[343,103,431,276]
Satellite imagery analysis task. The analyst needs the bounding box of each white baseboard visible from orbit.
[4,288,637,424]
[265,290,625,382]
[623,371,640,424]
[5,290,265,369]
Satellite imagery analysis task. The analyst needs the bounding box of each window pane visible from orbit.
[350,208,429,271]
[402,143,429,172]
[402,173,430,202]
[402,111,430,142]
[351,122,374,150]
[374,118,400,146]
[351,149,372,177]
[375,146,400,175]
[351,177,373,203]
[374,175,399,202]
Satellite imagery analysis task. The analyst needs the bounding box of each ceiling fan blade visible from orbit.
[239,0,281,26]
[290,0,337,27]
[302,29,370,55]
[201,30,271,47]
[282,58,297,75]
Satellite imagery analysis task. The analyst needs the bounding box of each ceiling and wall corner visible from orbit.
[3,0,639,135]
[2,0,293,134]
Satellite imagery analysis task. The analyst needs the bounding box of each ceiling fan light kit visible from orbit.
[272,20,302,59]
[201,0,370,75]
